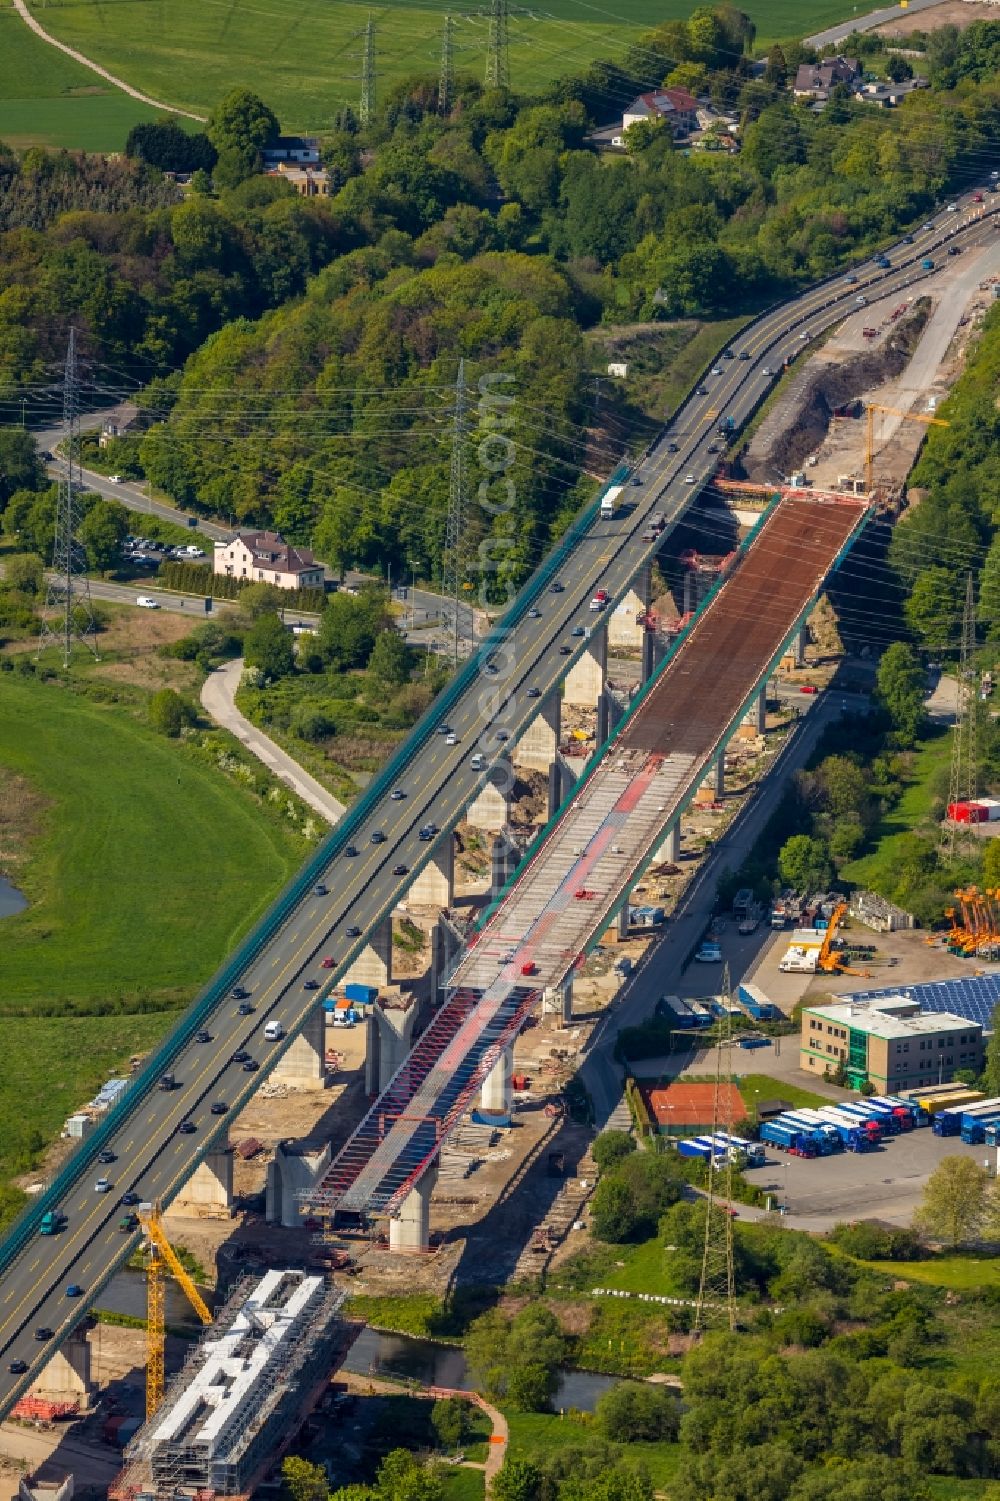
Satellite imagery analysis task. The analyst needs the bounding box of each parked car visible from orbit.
[136,596,159,609]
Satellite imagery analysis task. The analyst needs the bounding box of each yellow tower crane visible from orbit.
[140,1201,213,1420]
[864,403,949,492]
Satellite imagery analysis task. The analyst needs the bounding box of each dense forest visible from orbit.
[4,7,1000,591]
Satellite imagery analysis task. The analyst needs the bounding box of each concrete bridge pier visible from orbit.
[345,918,393,990]
[265,1140,332,1228]
[273,1006,328,1090]
[656,822,682,864]
[171,1147,235,1217]
[738,687,767,740]
[514,690,560,773]
[481,1043,514,1114]
[564,625,607,708]
[797,621,809,665]
[695,755,726,804]
[641,627,655,683]
[467,759,512,831]
[547,760,562,820]
[389,1161,439,1253]
[366,994,418,1095]
[597,692,609,746]
[410,835,455,907]
[32,1328,95,1412]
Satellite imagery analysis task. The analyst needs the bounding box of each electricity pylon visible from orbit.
[942,572,979,861]
[37,329,99,667]
[360,13,376,126]
[694,964,737,1333]
[443,360,470,665]
[484,0,509,89]
[438,14,455,114]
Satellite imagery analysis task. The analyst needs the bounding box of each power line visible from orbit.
[360,13,377,127]
[942,572,980,861]
[439,14,455,115]
[485,0,509,90]
[442,358,473,665]
[37,330,99,668]
[694,963,736,1335]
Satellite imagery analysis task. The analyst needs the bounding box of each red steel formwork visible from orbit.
[309,494,869,1219]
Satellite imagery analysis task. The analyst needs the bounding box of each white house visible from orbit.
[214,530,325,591]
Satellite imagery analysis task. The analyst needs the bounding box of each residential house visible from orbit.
[854,77,928,108]
[792,56,860,100]
[261,135,321,168]
[99,401,143,449]
[268,162,330,197]
[619,87,698,140]
[214,531,325,591]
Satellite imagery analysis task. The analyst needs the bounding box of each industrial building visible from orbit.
[800,996,983,1093]
[114,1271,349,1500]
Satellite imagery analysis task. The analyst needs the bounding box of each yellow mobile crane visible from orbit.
[140,1201,213,1419]
[864,403,949,492]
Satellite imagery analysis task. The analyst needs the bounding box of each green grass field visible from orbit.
[0,674,304,1012]
[732,1073,837,1113]
[21,0,872,131]
[841,730,951,891]
[506,1411,683,1489]
[0,3,167,149]
[864,1254,1000,1291]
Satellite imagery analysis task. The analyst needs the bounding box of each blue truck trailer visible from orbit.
[815,1108,876,1151]
[760,1120,818,1157]
[736,982,783,1022]
[934,1096,1000,1137]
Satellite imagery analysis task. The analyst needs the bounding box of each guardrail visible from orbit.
[0,462,629,1276]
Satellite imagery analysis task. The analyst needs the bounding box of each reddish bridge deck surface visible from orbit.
[308,495,869,1218]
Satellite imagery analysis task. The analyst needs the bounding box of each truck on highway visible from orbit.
[921,257,934,271]
[600,485,624,519]
[39,1211,67,1236]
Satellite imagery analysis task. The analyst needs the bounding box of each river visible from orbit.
[0,876,26,919]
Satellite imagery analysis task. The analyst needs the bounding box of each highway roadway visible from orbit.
[0,189,996,1415]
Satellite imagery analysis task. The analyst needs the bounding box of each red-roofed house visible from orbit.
[214,530,325,590]
[621,88,698,138]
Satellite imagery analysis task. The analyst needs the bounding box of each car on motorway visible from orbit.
[346,925,362,937]
[233,1049,250,1063]
[321,956,335,968]
[136,596,159,609]
[559,645,571,656]
[195,1030,212,1044]
[393,863,408,876]
[211,1101,227,1116]
[121,1192,140,1207]
[66,1284,83,1298]
[947,202,959,212]
[97,1150,116,1165]
[438,723,452,736]
[178,1121,196,1135]
[391,788,406,800]
[496,729,510,741]
[95,1177,112,1193]
[901,234,913,243]
[684,474,696,484]
[666,441,678,453]
[9,1360,27,1374]
[232,986,250,1000]
[855,295,866,305]
[923,221,934,230]
[572,625,585,637]
[483,661,498,675]
[446,733,457,745]
[119,1213,140,1232]
[345,844,358,857]
[371,829,386,844]
[34,1329,52,1343]
[528,607,541,619]
[707,443,719,454]
[419,824,437,841]
[314,884,328,896]
[550,581,564,593]
[109,474,123,484]
[711,365,723,376]
[470,752,484,769]
[697,385,709,396]
[304,977,321,989]
[798,331,809,341]
[762,366,773,377]
[243,1059,259,1072]
[738,350,750,360]
[526,687,541,698]
[237,1001,254,1015]
[844,274,857,284]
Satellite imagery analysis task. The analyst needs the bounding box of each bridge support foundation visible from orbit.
[797,622,809,665]
[695,756,726,804]
[641,628,655,684]
[410,836,455,907]
[389,1162,438,1253]
[366,995,418,1095]
[737,686,768,740]
[345,918,393,990]
[467,760,512,831]
[32,1328,94,1411]
[656,822,682,864]
[564,626,606,708]
[265,1140,332,1228]
[514,691,560,773]
[171,1147,234,1218]
[273,1006,328,1090]
[481,1044,514,1115]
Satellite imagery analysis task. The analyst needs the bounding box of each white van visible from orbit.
[264,1021,285,1041]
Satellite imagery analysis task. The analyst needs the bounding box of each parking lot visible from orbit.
[751,1124,995,1228]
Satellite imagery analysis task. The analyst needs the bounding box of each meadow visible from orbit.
[19,0,871,133]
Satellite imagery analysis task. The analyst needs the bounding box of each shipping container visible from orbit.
[344,982,378,1006]
[736,982,783,1021]
[910,1085,983,1116]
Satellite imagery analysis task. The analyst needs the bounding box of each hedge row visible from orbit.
[157,561,326,613]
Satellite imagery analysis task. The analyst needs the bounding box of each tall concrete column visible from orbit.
[171,1147,235,1217]
[695,756,725,804]
[32,1328,94,1411]
[561,977,573,1025]
[656,823,682,863]
[597,692,610,745]
[429,916,450,1009]
[273,1005,328,1090]
[490,835,508,900]
[344,918,392,990]
[617,904,629,940]
[467,759,512,831]
[547,760,562,820]
[796,622,809,665]
[266,1141,331,1228]
[514,690,560,773]
[564,625,607,708]
[738,687,767,740]
[481,1043,514,1114]
[389,1162,439,1253]
[410,836,455,907]
[641,627,655,683]
[366,995,418,1094]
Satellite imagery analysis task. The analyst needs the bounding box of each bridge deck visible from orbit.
[308,494,869,1217]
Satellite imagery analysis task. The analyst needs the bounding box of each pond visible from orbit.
[344,1327,620,1412]
[0,875,26,919]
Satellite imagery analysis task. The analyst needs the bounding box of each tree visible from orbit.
[125,120,218,173]
[885,53,914,83]
[904,567,963,653]
[982,1001,1000,1095]
[430,1397,472,1450]
[778,834,832,892]
[149,688,187,738]
[591,1153,684,1243]
[240,582,286,619]
[914,1155,991,1247]
[595,1381,679,1442]
[207,87,280,186]
[465,1304,566,1411]
[764,44,787,88]
[876,641,926,743]
[376,1450,443,1501]
[319,593,390,672]
[0,428,43,506]
[244,611,295,679]
[491,1457,541,1501]
[281,1456,330,1501]
[368,628,410,687]
[3,552,43,594]
[592,1130,636,1173]
[79,498,129,573]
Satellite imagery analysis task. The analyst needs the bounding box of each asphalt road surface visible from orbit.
[0,191,997,1413]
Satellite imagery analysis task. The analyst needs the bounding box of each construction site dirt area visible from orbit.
[876,0,1000,34]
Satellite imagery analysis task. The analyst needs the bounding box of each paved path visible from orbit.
[806,0,945,47]
[11,0,206,120]
[200,659,345,824]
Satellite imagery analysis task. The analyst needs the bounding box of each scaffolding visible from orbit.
[111,1272,348,1501]
[308,493,871,1220]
